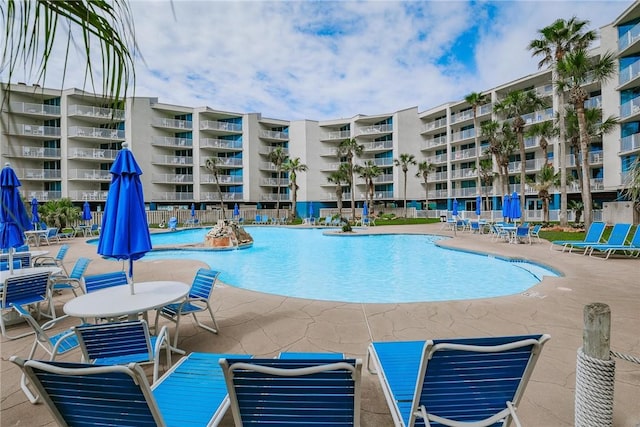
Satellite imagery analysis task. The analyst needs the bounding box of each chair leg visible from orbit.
[193,305,218,335]
[0,310,35,340]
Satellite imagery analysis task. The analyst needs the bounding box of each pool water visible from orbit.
[137,227,558,304]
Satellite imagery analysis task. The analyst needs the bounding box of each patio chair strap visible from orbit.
[575,347,615,427]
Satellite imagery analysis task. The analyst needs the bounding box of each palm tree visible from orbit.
[526,120,557,166]
[394,153,416,217]
[622,157,640,215]
[464,92,489,190]
[2,1,137,109]
[476,157,495,212]
[415,161,435,211]
[268,147,288,221]
[556,49,616,229]
[282,157,307,220]
[336,138,363,221]
[39,198,80,231]
[530,164,561,223]
[529,17,597,227]
[482,120,518,196]
[355,160,382,215]
[204,156,226,219]
[327,164,350,218]
[494,90,548,209]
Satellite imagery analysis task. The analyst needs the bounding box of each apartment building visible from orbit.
[1,2,639,219]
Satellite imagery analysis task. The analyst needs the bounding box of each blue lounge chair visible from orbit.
[514,225,531,244]
[530,224,543,242]
[11,351,252,427]
[588,225,640,259]
[550,222,606,252]
[168,216,178,231]
[564,223,631,254]
[1,271,53,339]
[220,356,362,426]
[368,334,550,427]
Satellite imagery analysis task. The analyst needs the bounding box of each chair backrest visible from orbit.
[39,221,47,230]
[168,217,178,229]
[584,222,606,243]
[1,272,50,308]
[516,226,530,237]
[220,357,362,426]
[411,334,550,427]
[0,260,21,271]
[604,223,632,246]
[629,226,640,246]
[12,304,51,344]
[74,320,153,364]
[15,244,30,252]
[69,257,92,280]
[8,252,32,268]
[10,358,165,427]
[46,228,58,238]
[189,268,220,300]
[83,271,128,293]
[55,244,70,261]
[531,224,542,234]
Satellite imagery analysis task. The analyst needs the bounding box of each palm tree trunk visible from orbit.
[214,176,226,219]
[518,130,526,210]
[403,171,408,217]
[556,87,568,227]
[275,166,281,219]
[576,104,592,229]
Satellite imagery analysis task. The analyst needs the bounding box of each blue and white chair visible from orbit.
[48,257,92,313]
[155,268,220,350]
[74,319,171,383]
[367,334,550,427]
[32,244,70,274]
[550,222,606,252]
[1,271,53,339]
[82,270,128,293]
[220,356,362,426]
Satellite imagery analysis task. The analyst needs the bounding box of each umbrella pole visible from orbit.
[128,260,135,295]
[8,248,13,274]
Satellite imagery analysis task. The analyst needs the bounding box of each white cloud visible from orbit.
[1,0,633,120]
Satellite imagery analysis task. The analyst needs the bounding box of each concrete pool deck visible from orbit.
[1,223,639,426]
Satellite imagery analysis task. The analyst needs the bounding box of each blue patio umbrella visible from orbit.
[452,199,459,217]
[362,201,369,217]
[82,201,92,222]
[510,191,522,222]
[308,201,314,218]
[97,143,151,295]
[0,164,32,273]
[190,203,196,219]
[502,194,511,221]
[233,203,240,218]
[31,198,40,227]
[475,195,482,217]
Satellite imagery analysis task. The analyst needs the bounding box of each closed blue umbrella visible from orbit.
[97,143,151,294]
[475,195,482,217]
[502,194,511,221]
[82,201,92,222]
[1,164,32,273]
[233,203,240,218]
[452,199,458,217]
[308,201,314,219]
[510,191,522,222]
[362,201,369,218]
[31,198,40,227]
[190,203,196,220]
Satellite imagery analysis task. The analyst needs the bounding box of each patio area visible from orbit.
[1,223,639,426]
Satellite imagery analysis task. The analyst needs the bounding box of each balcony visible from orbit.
[451,147,477,161]
[69,148,117,161]
[618,59,640,89]
[260,130,288,140]
[68,104,125,121]
[201,192,243,201]
[322,130,350,141]
[18,168,61,180]
[619,22,640,51]
[521,108,554,125]
[152,118,192,130]
[584,96,602,110]
[9,102,60,116]
[151,192,194,201]
[421,135,447,150]
[25,190,61,202]
[14,124,61,138]
[68,126,124,140]
[362,140,393,152]
[201,157,242,167]
[356,123,392,136]
[451,128,475,142]
[68,190,109,201]
[620,132,640,153]
[151,136,193,148]
[372,173,393,183]
[201,174,242,184]
[450,168,476,179]
[433,171,448,181]
[370,158,394,167]
[200,120,241,132]
[259,193,290,202]
[426,153,447,164]
[422,117,447,132]
[372,191,393,200]
[17,146,60,158]
[451,110,473,124]
[152,173,194,184]
[201,138,242,151]
[565,151,604,166]
[320,148,339,157]
[619,96,640,120]
[68,169,111,181]
[152,155,193,166]
[260,178,289,186]
[259,146,290,156]
[534,84,553,98]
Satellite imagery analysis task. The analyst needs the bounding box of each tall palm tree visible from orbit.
[282,157,307,220]
[622,157,640,215]
[394,153,416,217]
[530,164,561,223]
[336,138,363,221]
[464,92,488,190]
[556,49,616,229]
[268,147,288,221]
[327,164,350,218]
[482,120,517,196]
[415,161,435,211]
[204,156,226,219]
[526,120,557,166]
[476,157,495,212]
[355,160,382,215]
[2,1,137,109]
[529,17,597,227]
[494,90,548,209]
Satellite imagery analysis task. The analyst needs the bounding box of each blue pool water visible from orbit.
[133,227,559,304]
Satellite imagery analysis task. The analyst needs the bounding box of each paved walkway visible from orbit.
[1,223,639,426]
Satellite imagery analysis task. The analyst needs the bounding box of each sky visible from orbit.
[2,0,635,121]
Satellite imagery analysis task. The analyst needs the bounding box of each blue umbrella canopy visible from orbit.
[190,203,196,218]
[233,203,240,217]
[1,164,32,273]
[502,194,511,220]
[97,144,151,294]
[82,201,92,221]
[362,201,369,217]
[510,191,522,222]
[308,201,314,218]
[31,198,40,226]
[452,199,459,216]
[475,195,482,217]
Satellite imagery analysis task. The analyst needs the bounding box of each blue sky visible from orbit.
[2,0,634,120]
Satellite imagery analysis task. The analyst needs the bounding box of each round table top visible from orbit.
[63,280,190,319]
[0,250,49,258]
[0,266,61,282]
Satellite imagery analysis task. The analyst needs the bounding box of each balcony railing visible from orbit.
[202,157,242,167]
[260,130,288,140]
[619,22,640,50]
[521,108,554,125]
[356,123,393,135]
[17,124,61,137]
[450,168,476,179]
[421,135,447,150]
[20,146,60,158]
[584,96,602,109]
[68,126,124,140]
[151,136,193,148]
[18,169,61,180]
[451,128,475,142]
[68,169,111,180]
[201,138,243,150]
[423,117,447,132]
[152,173,194,183]
[260,178,289,186]
[10,102,60,116]
[201,174,242,184]
[426,153,447,164]
[200,120,242,132]
[565,151,604,166]
[153,118,192,130]
[451,147,477,161]
[619,59,640,85]
[362,140,393,151]
[371,158,394,167]
[152,155,193,165]
[433,171,447,181]
[620,97,640,118]
[151,192,194,201]
[68,190,109,201]
[259,146,289,156]
[260,193,290,202]
[451,110,473,124]
[201,192,243,201]
[620,132,640,152]
[68,104,125,120]
[69,148,117,160]
[325,130,351,140]
[24,190,61,201]
[372,173,393,183]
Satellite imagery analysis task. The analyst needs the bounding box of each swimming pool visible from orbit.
[135,227,559,303]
